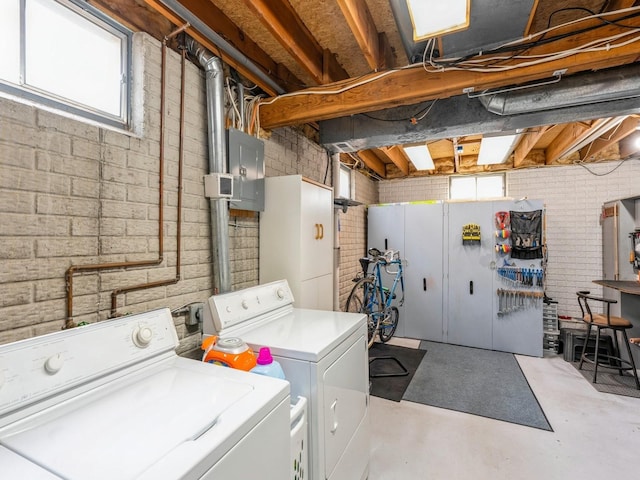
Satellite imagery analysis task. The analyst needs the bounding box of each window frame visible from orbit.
[449,173,506,200]
[0,0,132,129]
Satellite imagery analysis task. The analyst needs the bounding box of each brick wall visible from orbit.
[377,162,640,319]
[0,33,341,350]
[338,171,379,309]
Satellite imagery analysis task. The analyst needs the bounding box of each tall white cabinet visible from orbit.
[260,175,334,310]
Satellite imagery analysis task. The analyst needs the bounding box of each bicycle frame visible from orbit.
[371,256,404,311]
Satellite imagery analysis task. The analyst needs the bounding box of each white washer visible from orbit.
[203,279,370,480]
[0,308,290,480]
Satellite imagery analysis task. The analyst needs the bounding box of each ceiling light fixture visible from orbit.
[477,133,521,166]
[406,0,470,41]
[404,144,435,170]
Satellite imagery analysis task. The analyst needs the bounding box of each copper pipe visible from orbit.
[109,45,187,316]
[65,30,189,327]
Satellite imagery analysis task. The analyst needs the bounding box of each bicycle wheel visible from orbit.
[378,306,399,343]
[345,277,383,348]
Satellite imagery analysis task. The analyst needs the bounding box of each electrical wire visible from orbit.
[253,5,640,127]
[574,155,639,176]
[424,6,640,71]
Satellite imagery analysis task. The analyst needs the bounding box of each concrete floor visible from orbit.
[368,350,640,480]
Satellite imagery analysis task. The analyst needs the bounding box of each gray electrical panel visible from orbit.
[227,128,265,211]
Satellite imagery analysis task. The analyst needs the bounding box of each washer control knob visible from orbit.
[276,288,285,300]
[44,354,64,375]
[226,306,232,313]
[241,299,249,310]
[133,325,153,348]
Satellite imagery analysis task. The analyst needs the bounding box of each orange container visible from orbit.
[201,336,257,371]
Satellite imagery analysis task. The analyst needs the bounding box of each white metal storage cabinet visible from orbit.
[404,202,445,341]
[260,175,334,310]
[445,201,496,350]
[367,204,405,335]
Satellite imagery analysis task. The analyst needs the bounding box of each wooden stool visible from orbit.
[576,291,640,389]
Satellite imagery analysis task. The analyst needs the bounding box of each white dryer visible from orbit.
[0,308,290,480]
[203,279,370,480]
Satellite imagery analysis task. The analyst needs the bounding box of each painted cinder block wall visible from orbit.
[0,32,375,350]
[377,162,640,319]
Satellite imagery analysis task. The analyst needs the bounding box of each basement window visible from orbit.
[0,0,131,129]
[450,174,505,200]
[338,164,352,199]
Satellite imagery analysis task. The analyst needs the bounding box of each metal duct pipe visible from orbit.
[188,39,232,294]
[479,65,640,116]
[158,0,285,95]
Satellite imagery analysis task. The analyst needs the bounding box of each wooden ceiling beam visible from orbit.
[336,0,393,71]
[176,0,303,91]
[607,0,639,11]
[580,116,640,160]
[141,0,283,95]
[378,146,409,176]
[259,18,640,128]
[545,121,599,164]
[89,0,172,39]
[357,150,387,177]
[242,0,349,84]
[514,126,550,168]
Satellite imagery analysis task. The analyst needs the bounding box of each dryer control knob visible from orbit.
[276,288,285,299]
[44,354,64,375]
[241,300,249,310]
[133,325,153,348]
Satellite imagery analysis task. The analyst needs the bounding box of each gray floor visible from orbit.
[368,350,640,479]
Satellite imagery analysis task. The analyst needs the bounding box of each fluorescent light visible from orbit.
[406,0,470,41]
[404,145,435,170]
[477,134,520,165]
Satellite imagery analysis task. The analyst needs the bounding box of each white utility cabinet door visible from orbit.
[260,175,334,310]
[367,204,405,336]
[445,201,495,350]
[404,203,444,341]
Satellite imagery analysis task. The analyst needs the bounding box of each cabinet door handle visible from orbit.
[319,223,324,239]
[469,281,474,295]
[314,224,320,239]
[385,238,388,250]
[423,278,427,291]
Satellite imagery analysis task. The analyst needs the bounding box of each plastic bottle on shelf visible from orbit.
[250,347,286,380]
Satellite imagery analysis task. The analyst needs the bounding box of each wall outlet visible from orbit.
[187,303,204,326]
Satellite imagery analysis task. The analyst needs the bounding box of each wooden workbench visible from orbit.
[593,279,640,296]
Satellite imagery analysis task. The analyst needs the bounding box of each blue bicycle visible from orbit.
[345,247,405,347]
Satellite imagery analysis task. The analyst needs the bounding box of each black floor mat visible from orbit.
[368,343,426,402]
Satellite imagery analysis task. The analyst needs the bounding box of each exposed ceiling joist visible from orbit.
[357,149,387,177]
[579,115,640,160]
[378,146,409,175]
[545,120,601,164]
[259,18,640,128]
[514,126,550,168]
[174,0,303,91]
[336,0,393,71]
[141,0,287,95]
[242,0,349,84]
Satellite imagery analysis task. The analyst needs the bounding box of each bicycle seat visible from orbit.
[359,257,371,275]
[368,247,382,257]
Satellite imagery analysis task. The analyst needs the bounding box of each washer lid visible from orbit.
[226,308,367,362]
[0,446,61,479]
[0,363,254,480]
